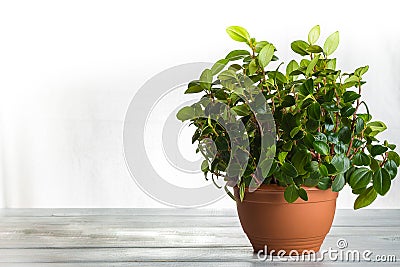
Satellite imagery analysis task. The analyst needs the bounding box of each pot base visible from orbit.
[234,184,338,255]
[249,234,325,254]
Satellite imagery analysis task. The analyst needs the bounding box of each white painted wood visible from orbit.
[0,209,399,265]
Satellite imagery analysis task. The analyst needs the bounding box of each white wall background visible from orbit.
[0,0,399,208]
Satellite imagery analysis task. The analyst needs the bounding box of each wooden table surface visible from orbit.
[0,209,399,266]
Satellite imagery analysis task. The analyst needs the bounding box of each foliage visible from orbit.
[177,25,399,209]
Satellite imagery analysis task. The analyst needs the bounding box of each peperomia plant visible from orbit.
[176,25,400,209]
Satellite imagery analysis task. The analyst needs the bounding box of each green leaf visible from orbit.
[225,50,251,61]
[298,188,308,201]
[211,59,228,76]
[319,165,329,177]
[278,152,288,163]
[218,69,237,81]
[355,117,365,135]
[338,126,351,144]
[308,25,320,45]
[317,177,332,190]
[352,152,371,166]
[307,45,323,53]
[292,150,311,175]
[286,60,299,79]
[340,105,356,117]
[307,102,321,120]
[199,69,212,90]
[248,59,257,75]
[373,168,391,196]
[370,145,388,157]
[281,162,298,177]
[313,141,329,155]
[354,186,377,209]
[331,154,351,173]
[282,95,296,107]
[366,121,387,133]
[384,160,398,179]
[176,106,195,121]
[387,151,400,166]
[231,104,251,116]
[290,126,301,139]
[201,160,209,173]
[306,55,319,76]
[343,91,361,103]
[332,173,345,192]
[306,54,320,76]
[344,75,359,84]
[258,43,275,68]
[354,65,369,77]
[323,31,340,56]
[349,167,372,189]
[226,26,250,43]
[291,40,309,56]
[284,184,299,203]
[239,182,246,201]
[299,79,314,96]
[185,83,203,94]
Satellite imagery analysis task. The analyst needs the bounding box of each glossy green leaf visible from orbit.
[306,54,320,76]
[332,173,345,192]
[176,106,195,121]
[225,50,251,60]
[323,31,339,56]
[199,69,212,90]
[384,160,398,179]
[331,154,351,173]
[308,25,320,44]
[281,162,298,177]
[307,45,323,53]
[349,167,372,189]
[258,43,275,68]
[211,59,228,76]
[370,145,388,157]
[185,83,203,94]
[307,102,321,120]
[387,151,400,166]
[317,176,332,190]
[313,141,329,155]
[299,79,314,96]
[338,126,351,144]
[226,26,250,43]
[239,182,245,201]
[352,152,371,166]
[343,91,361,103]
[201,160,209,172]
[286,60,299,80]
[231,104,251,116]
[298,188,308,201]
[372,168,391,195]
[354,186,377,209]
[284,184,299,203]
[291,40,309,56]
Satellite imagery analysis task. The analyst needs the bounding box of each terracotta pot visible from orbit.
[234,184,338,254]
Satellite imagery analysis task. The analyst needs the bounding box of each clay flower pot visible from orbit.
[234,184,338,254]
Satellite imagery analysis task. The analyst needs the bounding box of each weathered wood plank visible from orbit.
[0,225,399,249]
[0,209,399,265]
[0,246,398,263]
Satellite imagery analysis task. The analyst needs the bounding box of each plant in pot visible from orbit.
[176,25,400,254]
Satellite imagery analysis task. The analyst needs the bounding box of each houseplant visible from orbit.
[176,25,400,253]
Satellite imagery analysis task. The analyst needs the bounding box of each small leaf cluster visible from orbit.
[177,25,400,209]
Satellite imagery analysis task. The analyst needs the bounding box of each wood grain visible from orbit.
[0,209,399,265]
